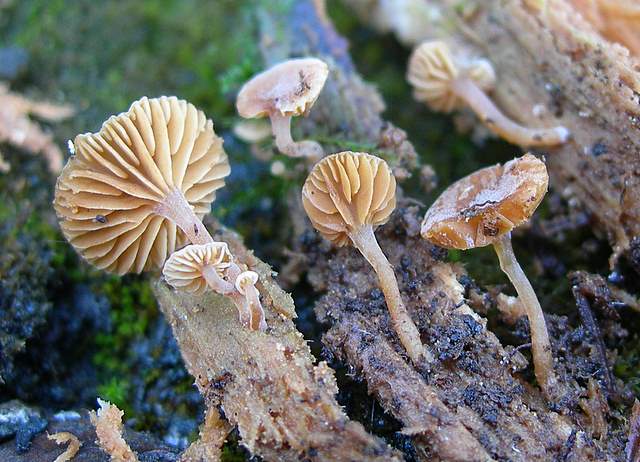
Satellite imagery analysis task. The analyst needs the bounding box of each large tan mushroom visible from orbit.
[162,243,266,331]
[236,58,328,160]
[421,153,558,397]
[407,41,569,147]
[302,151,426,365]
[54,96,230,274]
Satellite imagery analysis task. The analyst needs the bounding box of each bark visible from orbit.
[346,0,640,265]
[153,225,400,461]
[306,208,619,460]
[256,1,627,459]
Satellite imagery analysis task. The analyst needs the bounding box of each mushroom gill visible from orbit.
[54,96,230,274]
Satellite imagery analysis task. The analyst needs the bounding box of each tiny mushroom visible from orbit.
[54,96,230,274]
[407,41,570,147]
[235,271,266,331]
[163,243,266,331]
[421,153,558,397]
[236,58,329,160]
[302,151,427,365]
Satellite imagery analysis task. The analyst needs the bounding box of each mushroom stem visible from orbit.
[350,225,427,365]
[156,188,214,245]
[269,112,323,160]
[244,284,267,331]
[201,264,235,294]
[492,233,557,397]
[451,77,569,147]
[201,264,251,328]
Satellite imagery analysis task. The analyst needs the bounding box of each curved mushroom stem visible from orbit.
[201,264,251,327]
[201,264,234,294]
[350,225,429,365]
[451,77,570,147]
[493,232,558,398]
[243,284,267,331]
[269,112,323,160]
[155,188,214,245]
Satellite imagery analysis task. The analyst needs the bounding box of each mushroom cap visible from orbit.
[236,58,329,119]
[302,151,397,247]
[54,96,230,275]
[163,242,233,294]
[407,41,495,112]
[235,270,259,294]
[421,153,548,250]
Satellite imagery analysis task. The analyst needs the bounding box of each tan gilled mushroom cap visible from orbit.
[236,58,329,119]
[54,96,230,274]
[163,242,233,294]
[301,151,396,246]
[421,153,548,250]
[407,41,495,112]
[235,270,259,294]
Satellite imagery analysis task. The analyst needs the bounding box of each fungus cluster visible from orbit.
[54,96,266,331]
[407,41,569,147]
[421,153,557,397]
[236,58,329,160]
[302,151,426,365]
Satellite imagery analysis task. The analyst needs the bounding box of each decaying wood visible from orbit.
[346,0,640,265]
[89,400,139,462]
[47,431,82,462]
[0,411,178,462]
[0,83,73,173]
[154,225,400,461]
[179,408,230,462]
[251,1,629,459]
[305,208,615,460]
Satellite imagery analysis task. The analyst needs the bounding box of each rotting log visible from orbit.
[154,226,400,461]
[345,0,640,267]
[250,0,628,459]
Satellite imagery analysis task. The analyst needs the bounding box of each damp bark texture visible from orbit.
[346,0,640,263]
[154,225,399,461]
[253,0,630,460]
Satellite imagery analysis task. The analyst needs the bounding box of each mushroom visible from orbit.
[236,58,329,160]
[420,153,557,396]
[162,242,266,331]
[407,41,569,147]
[302,151,426,364]
[235,271,266,331]
[54,96,230,274]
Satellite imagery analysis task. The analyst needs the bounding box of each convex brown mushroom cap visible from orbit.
[302,151,396,246]
[162,242,233,294]
[54,96,230,274]
[407,40,495,112]
[236,58,329,119]
[421,153,548,250]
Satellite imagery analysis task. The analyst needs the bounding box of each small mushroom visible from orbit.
[407,41,569,147]
[162,242,266,330]
[235,271,266,331]
[421,153,557,397]
[236,58,329,160]
[302,151,426,364]
[54,96,230,274]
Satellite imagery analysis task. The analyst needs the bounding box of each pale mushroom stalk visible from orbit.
[421,154,559,398]
[269,112,323,159]
[350,225,427,364]
[243,284,266,331]
[407,41,569,148]
[155,188,214,245]
[450,78,569,147]
[235,271,267,331]
[493,233,556,393]
[201,264,235,294]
